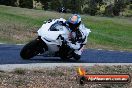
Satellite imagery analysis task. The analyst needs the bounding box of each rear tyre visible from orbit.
[59,44,73,60]
[20,37,47,59]
[73,53,81,61]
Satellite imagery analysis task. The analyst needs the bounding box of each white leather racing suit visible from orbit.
[67,24,91,55]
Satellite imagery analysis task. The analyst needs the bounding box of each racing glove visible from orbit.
[67,42,81,50]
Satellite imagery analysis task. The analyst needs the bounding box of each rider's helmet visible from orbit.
[67,14,81,31]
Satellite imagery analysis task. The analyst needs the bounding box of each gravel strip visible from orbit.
[1,63,132,71]
[0,65,132,88]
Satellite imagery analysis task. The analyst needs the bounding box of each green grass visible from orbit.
[83,16,132,51]
[0,5,132,51]
[13,68,26,75]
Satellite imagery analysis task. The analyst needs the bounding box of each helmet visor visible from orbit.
[69,15,78,24]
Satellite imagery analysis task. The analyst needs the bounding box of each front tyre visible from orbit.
[20,37,47,59]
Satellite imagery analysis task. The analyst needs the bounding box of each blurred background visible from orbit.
[0,0,132,17]
[0,0,132,51]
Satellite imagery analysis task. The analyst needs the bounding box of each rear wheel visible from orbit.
[59,44,73,60]
[73,53,81,61]
[20,37,47,59]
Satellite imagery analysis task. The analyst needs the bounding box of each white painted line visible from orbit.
[0,63,132,71]
[109,50,114,51]
[0,43,5,44]
[97,48,128,53]
[16,44,25,45]
[0,43,25,45]
[97,49,103,50]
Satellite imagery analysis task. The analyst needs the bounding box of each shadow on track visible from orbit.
[30,56,83,63]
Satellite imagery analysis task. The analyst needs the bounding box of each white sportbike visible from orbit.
[20,18,91,61]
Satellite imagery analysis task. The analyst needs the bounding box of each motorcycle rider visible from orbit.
[62,14,88,60]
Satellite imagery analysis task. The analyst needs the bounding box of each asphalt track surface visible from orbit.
[0,44,132,64]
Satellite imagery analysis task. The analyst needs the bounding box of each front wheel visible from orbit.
[20,37,47,59]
